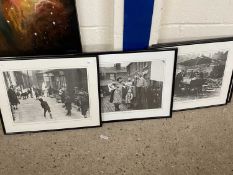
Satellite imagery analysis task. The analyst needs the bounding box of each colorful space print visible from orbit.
[0,0,81,57]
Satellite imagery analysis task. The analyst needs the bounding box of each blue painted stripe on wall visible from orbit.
[123,0,155,51]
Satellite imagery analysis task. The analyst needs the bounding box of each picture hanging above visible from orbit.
[113,0,163,51]
[0,57,100,134]
[98,49,177,122]
[153,38,233,111]
[0,0,82,57]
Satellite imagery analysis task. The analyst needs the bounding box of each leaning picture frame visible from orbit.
[0,0,82,57]
[98,49,177,122]
[153,37,233,111]
[0,56,100,134]
[227,72,233,103]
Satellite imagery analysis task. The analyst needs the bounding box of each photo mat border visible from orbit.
[227,71,233,103]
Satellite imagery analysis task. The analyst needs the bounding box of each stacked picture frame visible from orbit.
[0,37,232,134]
[153,37,233,111]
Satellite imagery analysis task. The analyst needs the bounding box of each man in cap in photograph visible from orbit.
[136,72,147,109]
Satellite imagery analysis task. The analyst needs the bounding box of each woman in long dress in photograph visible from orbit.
[7,85,20,110]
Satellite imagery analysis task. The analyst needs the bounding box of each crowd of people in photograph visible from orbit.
[175,70,207,96]
[7,84,89,120]
[56,87,89,118]
[102,72,162,112]
[7,85,34,121]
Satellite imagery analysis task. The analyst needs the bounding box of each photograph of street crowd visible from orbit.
[174,50,228,102]
[99,61,164,113]
[4,68,90,123]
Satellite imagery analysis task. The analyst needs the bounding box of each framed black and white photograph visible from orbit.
[98,50,177,122]
[154,38,233,111]
[0,57,100,134]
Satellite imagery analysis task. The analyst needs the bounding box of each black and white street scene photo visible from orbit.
[100,61,164,113]
[98,51,176,122]
[0,57,100,133]
[4,69,90,123]
[169,41,233,111]
[174,50,228,102]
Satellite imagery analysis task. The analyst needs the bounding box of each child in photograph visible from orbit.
[38,98,52,119]
[21,89,28,100]
[65,96,72,116]
[113,84,122,111]
[27,88,33,98]
[125,87,134,109]
[35,88,40,99]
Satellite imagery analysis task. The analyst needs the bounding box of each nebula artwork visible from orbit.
[0,0,82,57]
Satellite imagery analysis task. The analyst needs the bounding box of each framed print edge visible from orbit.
[96,57,103,126]
[0,56,101,134]
[113,0,124,51]
[73,0,83,53]
[149,0,164,46]
[152,38,233,111]
[227,71,233,103]
[0,112,7,135]
[153,37,233,49]
[98,49,177,122]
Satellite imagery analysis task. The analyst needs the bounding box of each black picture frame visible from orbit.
[227,71,233,103]
[0,55,101,134]
[97,48,178,123]
[151,37,233,111]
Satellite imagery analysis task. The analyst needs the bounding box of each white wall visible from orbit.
[159,0,233,43]
[77,0,233,52]
[76,0,114,52]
